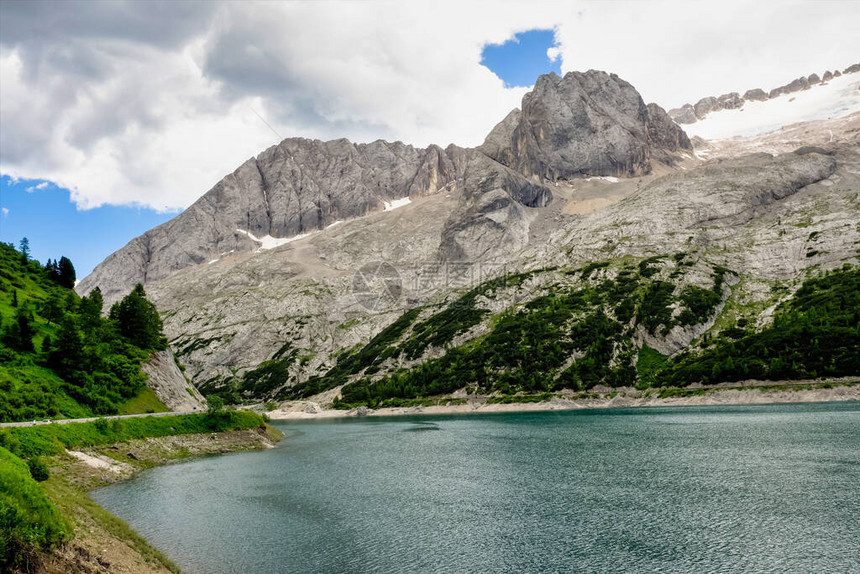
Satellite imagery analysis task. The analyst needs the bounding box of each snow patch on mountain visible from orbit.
[383,197,411,211]
[236,229,310,252]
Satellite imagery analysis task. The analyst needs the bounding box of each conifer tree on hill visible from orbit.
[18,237,30,262]
[110,283,167,351]
[57,256,76,289]
[2,306,36,352]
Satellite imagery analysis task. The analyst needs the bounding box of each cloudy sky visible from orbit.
[0,0,858,274]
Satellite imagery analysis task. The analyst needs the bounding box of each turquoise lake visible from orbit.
[92,403,860,573]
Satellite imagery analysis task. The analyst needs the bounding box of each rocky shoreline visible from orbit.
[268,379,860,421]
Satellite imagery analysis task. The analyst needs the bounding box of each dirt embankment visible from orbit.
[22,426,283,574]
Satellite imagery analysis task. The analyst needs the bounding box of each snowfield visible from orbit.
[682,73,860,140]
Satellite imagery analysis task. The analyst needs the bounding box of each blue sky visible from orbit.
[481,29,561,88]
[0,176,176,278]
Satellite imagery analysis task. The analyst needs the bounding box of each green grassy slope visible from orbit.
[0,446,69,569]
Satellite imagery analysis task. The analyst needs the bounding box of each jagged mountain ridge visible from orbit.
[78,69,691,303]
[79,139,464,301]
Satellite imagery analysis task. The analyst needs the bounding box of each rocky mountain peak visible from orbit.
[480,70,691,181]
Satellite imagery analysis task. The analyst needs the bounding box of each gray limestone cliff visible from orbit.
[645,103,692,162]
[140,348,207,412]
[77,139,462,302]
[439,150,552,262]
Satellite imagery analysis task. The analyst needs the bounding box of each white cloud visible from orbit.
[551,1,860,109]
[25,181,49,192]
[1,207,8,217]
[1,1,858,212]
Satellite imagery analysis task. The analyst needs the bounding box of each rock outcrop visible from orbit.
[669,103,697,124]
[784,76,811,93]
[439,151,551,261]
[691,93,744,117]
[442,72,688,261]
[693,96,718,119]
[526,141,856,285]
[743,88,768,102]
[645,103,693,159]
[718,92,743,109]
[140,348,207,412]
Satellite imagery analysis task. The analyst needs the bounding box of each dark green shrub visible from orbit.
[677,285,722,326]
[27,457,50,482]
[636,281,676,335]
[206,396,225,413]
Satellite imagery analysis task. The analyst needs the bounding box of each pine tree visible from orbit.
[49,316,85,380]
[64,292,77,313]
[2,306,36,352]
[40,334,52,355]
[79,287,104,328]
[18,237,30,262]
[45,259,59,281]
[112,283,167,350]
[57,256,76,289]
[41,295,63,326]
[11,289,18,308]
[18,307,35,352]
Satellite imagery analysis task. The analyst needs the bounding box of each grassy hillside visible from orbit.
[0,446,69,571]
[0,242,169,422]
[662,265,860,384]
